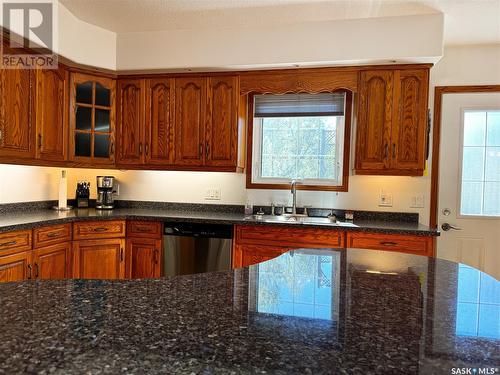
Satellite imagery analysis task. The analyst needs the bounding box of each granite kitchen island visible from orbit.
[0,248,498,374]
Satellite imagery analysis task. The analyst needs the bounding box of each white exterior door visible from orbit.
[437,93,500,279]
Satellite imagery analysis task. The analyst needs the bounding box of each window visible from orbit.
[248,92,351,191]
[460,110,500,216]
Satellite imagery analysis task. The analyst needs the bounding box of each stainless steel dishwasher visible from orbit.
[163,222,233,277]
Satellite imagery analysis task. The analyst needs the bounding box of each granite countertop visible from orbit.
[0,206,439,236]
[0,248,497,374]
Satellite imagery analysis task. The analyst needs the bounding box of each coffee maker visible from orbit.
[96,176,115,210]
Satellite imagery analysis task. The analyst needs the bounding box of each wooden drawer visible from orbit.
[127,221,162,239]
[73,220,126,240]
[346,232,434,256]
[34,224,71,248]
[235,225,344,248]
[0,230,32,256]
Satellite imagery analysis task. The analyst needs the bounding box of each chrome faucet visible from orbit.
[291,179,299,214]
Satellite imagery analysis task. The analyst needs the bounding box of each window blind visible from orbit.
[254,92,345,118]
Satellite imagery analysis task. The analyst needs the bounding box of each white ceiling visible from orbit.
[60,0,500,45]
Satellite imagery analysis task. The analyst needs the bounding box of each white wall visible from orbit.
[57,3,116,70]
[117,14,443,71]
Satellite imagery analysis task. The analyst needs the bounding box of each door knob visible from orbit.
[441,223,462,231]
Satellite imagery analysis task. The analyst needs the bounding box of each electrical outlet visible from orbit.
[379,190,393,207]
[410,194,424,208]
[205,188,221,200]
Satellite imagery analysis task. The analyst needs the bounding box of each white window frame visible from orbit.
[457,107,500,219]
[251,116,345,187]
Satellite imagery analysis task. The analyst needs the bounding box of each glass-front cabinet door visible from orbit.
[69,73,116,165]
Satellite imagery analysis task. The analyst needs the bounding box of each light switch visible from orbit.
[379,190,393,207]
[410,194,424,208]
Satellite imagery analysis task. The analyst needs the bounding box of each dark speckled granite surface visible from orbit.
[0,249,497,374]
[0,207,439,236]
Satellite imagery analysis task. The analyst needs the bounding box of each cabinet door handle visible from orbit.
[120,248,124,262]
[145,143,149,156]
[392,143,396,158]
[110,141,115,156]
[139,143,143,155]
[0,240,16,247]
[93,227,108,232]
[199,143,203,157]
[27,264,32,279]
[38,134,42,149]
[384,144,388,159]
[380,241,398,246]
[34,263,39,278]
[154,249,159,264]
[206,142,209,158]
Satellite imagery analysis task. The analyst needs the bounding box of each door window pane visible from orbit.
[75,133,91,157]
[95,83,111,107]
[95,109,110,132]
[94,134,110,158]
[75,106,92,131]
[461,182,483,215]
[486,111,500,146]
[76,81,93,104]
[460,110,500,216]
[485,147,500,181]
[463,111,486,146]
[462,147,484,181]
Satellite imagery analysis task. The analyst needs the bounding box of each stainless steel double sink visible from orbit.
[243,214,358,227]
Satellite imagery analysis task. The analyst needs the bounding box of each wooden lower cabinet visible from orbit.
[0,251,32,282]
[233,244,289,268]
[33,242,71,280]
[126,237,162,279]
[73,238,125,279]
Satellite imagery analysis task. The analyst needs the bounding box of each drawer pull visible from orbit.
[380,241,398,246]
[93,227,109,232]
[0,240,17,247]
[47,232,61,238]
[135,227,151,232]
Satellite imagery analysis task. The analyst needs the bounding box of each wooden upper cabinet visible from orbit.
[206,76,239,167]
[145,78,175,165]
[355,70,393,172]
[35,66,69,161]
[355,68,429,176]
[117,79,145,165]
[391,69,429,173]
[0,54,35,159]
[69,73,116,165]
[175,77,207,166]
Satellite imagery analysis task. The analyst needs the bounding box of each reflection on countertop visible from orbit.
[0,248,497,374]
